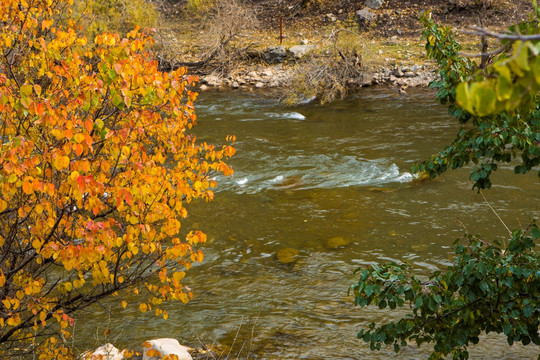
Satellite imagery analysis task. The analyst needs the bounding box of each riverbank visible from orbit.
[156,0,531,102]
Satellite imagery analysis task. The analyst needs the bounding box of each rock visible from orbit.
[263,46,287,64]
[325,13,337,22]
[356,8,376,29]
[203,74,221,87]
[255,82,264,88]
[86,343,124,360]
[365,0,384,9]
[287,45,316,60]
[198,84,208,91]
[142,339,192,360]
[231,81,239,89]
[325,237,351,249]
[260,68,274,78]
[276,248,299,265]
[300,39,309,45]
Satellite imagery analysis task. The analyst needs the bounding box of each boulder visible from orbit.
[325,236,351,249]
[365,0,384,9]
[263,46,287,64]
[287,45,316,60]
[202,74,221,87]
[142,339,192,360]
[356,8,376,30]
[276,248,299,265]
[86,343,124,360]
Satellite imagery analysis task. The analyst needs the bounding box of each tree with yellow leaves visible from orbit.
[0,0,235,358]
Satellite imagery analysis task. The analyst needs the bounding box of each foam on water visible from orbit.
[219,155,413,194]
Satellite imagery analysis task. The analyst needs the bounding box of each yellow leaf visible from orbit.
[54,156,70,170]
[35,204,44,214]
[121,301,127,308]
[139,303,147,313]
[0,199,8,212]
[74,133,85,144]
[70,171,80,181]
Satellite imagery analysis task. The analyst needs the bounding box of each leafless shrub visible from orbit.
[155,0,258,74]
[282,29,369,105]
[199,0,258,74]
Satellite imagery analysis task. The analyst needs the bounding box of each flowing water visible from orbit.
[78,88,539,359]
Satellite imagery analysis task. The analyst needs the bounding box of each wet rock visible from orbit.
[356,8,376,29]
[411,171,431,184]
[367,187,395,193]
[142,339,192,360]
[287,45,316,60]
[263,46,287,64]
[85,343,124,360]
[325,236,351,249]
[276,248,299,265]
[365,0,384,9]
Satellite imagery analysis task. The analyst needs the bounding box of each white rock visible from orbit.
[199,84,208,91]
[231,81,239,88]
[87,343,124,360]
[142,339,192,360]
[365,0,384,9]
[325,13,337,22]
[202,74,221,87]
[255,82,264,88]
[287,45,316,60]
[261,69,274,78]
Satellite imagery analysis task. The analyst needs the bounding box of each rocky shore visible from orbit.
[198,48,436,95]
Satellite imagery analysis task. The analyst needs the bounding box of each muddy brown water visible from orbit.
[77,88,539,359]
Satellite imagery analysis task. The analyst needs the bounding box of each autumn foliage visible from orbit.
[0,0,234,357]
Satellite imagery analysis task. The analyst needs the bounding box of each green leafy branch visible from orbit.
[412,12,540,190]
[351,224,540,360]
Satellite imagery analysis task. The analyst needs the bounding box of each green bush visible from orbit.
[73,0,160,38]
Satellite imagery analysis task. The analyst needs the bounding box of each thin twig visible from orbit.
[479,190,511,238]
[226,316,244,360]
[463,26,540,41]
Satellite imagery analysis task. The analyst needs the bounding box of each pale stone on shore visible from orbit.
[85,343,124,360]
[142,338,192,360]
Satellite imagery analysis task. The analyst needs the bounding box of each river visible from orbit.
[78,88,539,359]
